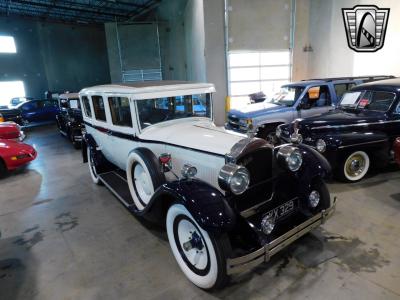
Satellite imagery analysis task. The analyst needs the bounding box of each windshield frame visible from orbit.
[135,93,213,132]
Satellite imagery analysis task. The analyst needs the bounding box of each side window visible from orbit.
[334,83,356,100]
[305,86,331,108]
[108,97,132,127]
[21,102,38,111]
[92,95,106,121]
[69,99,80,109]
[82,96,92,118]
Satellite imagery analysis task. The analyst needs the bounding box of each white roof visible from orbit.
[79,81,215,100]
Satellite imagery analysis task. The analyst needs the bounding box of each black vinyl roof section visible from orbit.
[0,0,161,24]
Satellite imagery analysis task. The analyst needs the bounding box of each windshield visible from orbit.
[137,93,212,129]
[339,90,396,112]
[267,86,304,107]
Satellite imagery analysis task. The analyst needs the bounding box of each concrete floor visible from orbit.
[1,125,400,300]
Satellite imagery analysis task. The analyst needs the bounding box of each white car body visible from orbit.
[79,81,244,189]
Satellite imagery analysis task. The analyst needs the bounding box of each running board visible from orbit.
[98,171,135,208]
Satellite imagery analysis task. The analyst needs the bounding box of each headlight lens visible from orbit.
[277,146,303,172]
[316,139,326,153]
[218,163,250,195]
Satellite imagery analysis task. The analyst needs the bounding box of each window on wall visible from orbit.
[228,50,291,109]
[0,81,25,106]
[0,36,17,53]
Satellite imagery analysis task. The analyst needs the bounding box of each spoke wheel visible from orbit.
[343,151,370,182]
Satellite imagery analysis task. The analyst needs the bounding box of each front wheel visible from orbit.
[337,151,370,182]
[166,204,230,290]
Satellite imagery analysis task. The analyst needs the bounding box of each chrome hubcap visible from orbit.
[178,220,207,268]
[346,154,365,177]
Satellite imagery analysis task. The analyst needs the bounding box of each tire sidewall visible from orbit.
[87,147,101,185]
[343,150,370,182]
[166,204,219,290]
[126,149,164,211]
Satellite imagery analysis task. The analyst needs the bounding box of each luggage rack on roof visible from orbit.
[302,75,395,82]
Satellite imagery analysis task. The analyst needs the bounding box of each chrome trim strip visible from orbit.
[312,119,400,130]
[338,139,388,149]
[226,200,336,275]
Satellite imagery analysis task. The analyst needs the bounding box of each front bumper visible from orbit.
[226,198,336,275]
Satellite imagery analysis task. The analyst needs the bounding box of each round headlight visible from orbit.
[277,146,303,172]
[309,190,320,208]
[261,214,275,235]
[218,163,250,195]
[316,139,326,153]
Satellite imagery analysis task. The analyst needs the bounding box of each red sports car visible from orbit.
[0,122,25,141]
[394,138,400,167]
[0,139,37,177]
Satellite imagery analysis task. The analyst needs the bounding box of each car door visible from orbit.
[297,85,333,119]
[20,101,39,122]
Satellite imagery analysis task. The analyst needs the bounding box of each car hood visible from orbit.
[229,102,289,119]
[298,109,385,132]
[0,139,34,153]
[139,118,245,155]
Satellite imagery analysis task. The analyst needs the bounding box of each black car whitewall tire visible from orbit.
[166,204,229,290]
[126,148,164,211]
[87,147,102,185]
[342,151,370,182]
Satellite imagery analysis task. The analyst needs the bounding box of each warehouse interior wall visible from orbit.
[0,16,110,99]
[227,0,291,51]
[293,0,400,79]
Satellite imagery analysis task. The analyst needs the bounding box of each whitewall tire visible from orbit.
[166,204,229,290]
[126,149,164,211]
[342,151,370,182]
[87,147,102,185]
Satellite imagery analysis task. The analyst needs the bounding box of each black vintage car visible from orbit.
[56,93,83,149]
[277,78,400,182]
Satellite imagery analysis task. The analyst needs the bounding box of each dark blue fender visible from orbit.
[324,132,389,150]
[296,144,332,181]
[140,179,236,233]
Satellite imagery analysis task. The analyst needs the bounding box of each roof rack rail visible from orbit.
[302,75,395,82]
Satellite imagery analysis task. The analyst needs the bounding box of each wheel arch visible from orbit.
[140,179,236,233]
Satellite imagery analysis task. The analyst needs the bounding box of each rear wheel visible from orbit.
[166,204,230,290]
[337,151,370,182]
[87,147,102,185]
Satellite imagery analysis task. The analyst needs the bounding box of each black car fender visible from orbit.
[296,143,332,180]
[139,179,236,233]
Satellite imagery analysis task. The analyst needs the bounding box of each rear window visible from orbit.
[108,97,132,127]
[92,95,106,121]
[82,96,92,118]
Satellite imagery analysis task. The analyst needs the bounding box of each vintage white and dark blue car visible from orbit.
[79,81,335,290]
[277,78,400,182]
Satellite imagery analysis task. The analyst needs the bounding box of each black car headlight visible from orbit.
[218,163,250,195]
[276,146,303,172]
[316,139,326,153]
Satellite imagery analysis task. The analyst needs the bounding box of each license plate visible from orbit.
[264,200,295,221]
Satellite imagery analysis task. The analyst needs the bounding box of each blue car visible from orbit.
[17,99,60,125]
[226,76,394,143]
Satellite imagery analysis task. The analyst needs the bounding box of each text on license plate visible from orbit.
[264,200,295,221]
